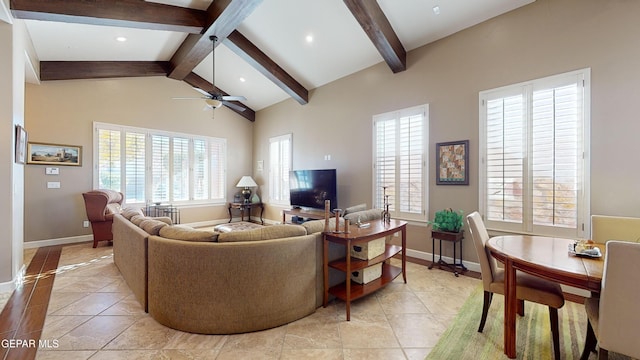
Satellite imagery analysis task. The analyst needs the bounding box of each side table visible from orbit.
[428,230,467,277]
[228,202,264,224]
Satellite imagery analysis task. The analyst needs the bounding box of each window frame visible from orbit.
[93,122,227,207]
[478,68,591,238]
[372,104,429,222]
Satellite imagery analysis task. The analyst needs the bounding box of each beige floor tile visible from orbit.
[104,316,179,350]
[54,315,138,350]
[339,320,400,349]
[47,292,91,314]
[87,350,163,360]
[343,348,407,360]
[280,348,344,360]
[216,348,281,360]
[51,292,128,316]
[376,290,430,314]
[221,326,286,351]
[386,313,448,348]
[41,315,92,340]
[100,295,146,316]
[35,350,96,360]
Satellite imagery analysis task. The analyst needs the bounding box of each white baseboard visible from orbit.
[0,265,25,293]
[23,235,93,249]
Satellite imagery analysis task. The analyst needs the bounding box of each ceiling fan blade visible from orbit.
[192,87,212,97]
[173,97,208,100]
[222,101,246,112]
[221,95,246,101]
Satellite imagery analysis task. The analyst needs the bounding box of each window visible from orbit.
[373,105,428,221]
[479,69,590,238]
[94,122,227,205]
[269,134,292,205]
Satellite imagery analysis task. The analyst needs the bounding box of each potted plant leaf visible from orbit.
[429,208,464,233]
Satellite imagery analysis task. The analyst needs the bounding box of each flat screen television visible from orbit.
[289,169,337,210]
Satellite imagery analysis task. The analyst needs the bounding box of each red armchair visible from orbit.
[82,189,124,248]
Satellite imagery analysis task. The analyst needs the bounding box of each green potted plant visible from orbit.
[429,208,464,233]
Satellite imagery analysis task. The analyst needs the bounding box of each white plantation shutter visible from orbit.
[480,69,590,237]
[151,135,170,203]
[95,123,226,205]
[125,132,145,203]
[269,134,291,205]
[172,137,189,201]
[193,139,208,200]
[373,105,428,221]
[97,129,121,191]
[209,139,226,201]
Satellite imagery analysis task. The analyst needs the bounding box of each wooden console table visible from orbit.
[323,219,407,320]
[228,202,264,224]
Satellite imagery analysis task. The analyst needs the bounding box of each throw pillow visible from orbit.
[343,203,367,216]
[159,225,219,242]
[344,208,383,222]
[130,215,147,226]
[301,218,344,234]
[121,207,144,220]
[139,219,168,235]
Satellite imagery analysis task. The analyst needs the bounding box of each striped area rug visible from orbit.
[427,285,589,360]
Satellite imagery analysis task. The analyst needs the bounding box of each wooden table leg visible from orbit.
[346,240,351,321]
[504,257,517,358]
[401,226,407,283]
[323,235,329,307]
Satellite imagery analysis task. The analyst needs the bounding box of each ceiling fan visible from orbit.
[174,35,247,112]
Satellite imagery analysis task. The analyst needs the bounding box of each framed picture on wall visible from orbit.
[15,125,27,164]
[436,140,469,185]
[27,142,82,166]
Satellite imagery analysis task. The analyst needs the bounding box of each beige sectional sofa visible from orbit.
[112,208,370,334]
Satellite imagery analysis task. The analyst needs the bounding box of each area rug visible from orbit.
[426,285,589,360]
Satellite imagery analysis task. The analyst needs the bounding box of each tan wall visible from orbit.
[255,0,640,262]
[24,76,253,242]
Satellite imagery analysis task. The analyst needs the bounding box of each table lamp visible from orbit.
[236,176,258,203]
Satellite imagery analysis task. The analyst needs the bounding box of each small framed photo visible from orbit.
[15,125,27,164]
[27,142,82,166]
[436,140,469,185]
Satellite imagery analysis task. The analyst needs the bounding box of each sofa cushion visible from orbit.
[121,207,144,220]
[344,208,382,223]
[130,215,147,226]
[153,217,173,225]
[344,203,367,216]
[139,219,169,235]
[218,224,307,242]
[106,203,122,215]
[159,225,219,242]
[301,218,344,234]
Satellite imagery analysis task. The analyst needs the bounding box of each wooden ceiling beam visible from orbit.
[343,0,406,73]
[224,30,308,105]
[167,0,264,80]
[40,61,170,81]
[183,72,256,122]
[10,0,206,33]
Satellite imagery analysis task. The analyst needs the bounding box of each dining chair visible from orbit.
[466,212,565,360]
[580,240,640,360]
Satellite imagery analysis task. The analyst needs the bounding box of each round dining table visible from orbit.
[486,235,604,359]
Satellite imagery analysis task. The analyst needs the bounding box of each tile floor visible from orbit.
[3,242,482,360]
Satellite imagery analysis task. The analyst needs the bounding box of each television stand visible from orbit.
[282,208,332,224]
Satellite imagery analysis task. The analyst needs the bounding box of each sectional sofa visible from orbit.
[112,206,381,334]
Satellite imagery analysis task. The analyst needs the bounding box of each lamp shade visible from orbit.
[236,176,257,188]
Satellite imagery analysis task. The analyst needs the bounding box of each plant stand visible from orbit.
[428,230,467,277]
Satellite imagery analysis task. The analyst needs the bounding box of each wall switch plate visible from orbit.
[47,182,61,189]
[45,167,59,175]
[83,221,90,228]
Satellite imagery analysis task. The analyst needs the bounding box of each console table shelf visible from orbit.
[282,208,332,224]
[328,263,402,301]
[328,244,403,272]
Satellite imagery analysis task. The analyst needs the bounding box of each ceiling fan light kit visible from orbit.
[205,98,223,108]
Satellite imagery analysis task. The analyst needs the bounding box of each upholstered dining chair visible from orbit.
[580,240,640,360]
[466,212,565,360]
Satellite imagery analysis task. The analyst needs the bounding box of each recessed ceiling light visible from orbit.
[239,77,246,83]
[305,34,313,43]
[432,5,441,15]
[116,36,127,42]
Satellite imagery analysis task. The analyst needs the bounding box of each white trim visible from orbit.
[0,265,24,294]
[0,0,12,24]
[23,235,93,249]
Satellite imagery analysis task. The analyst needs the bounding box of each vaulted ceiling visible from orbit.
[10,0,534,121]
